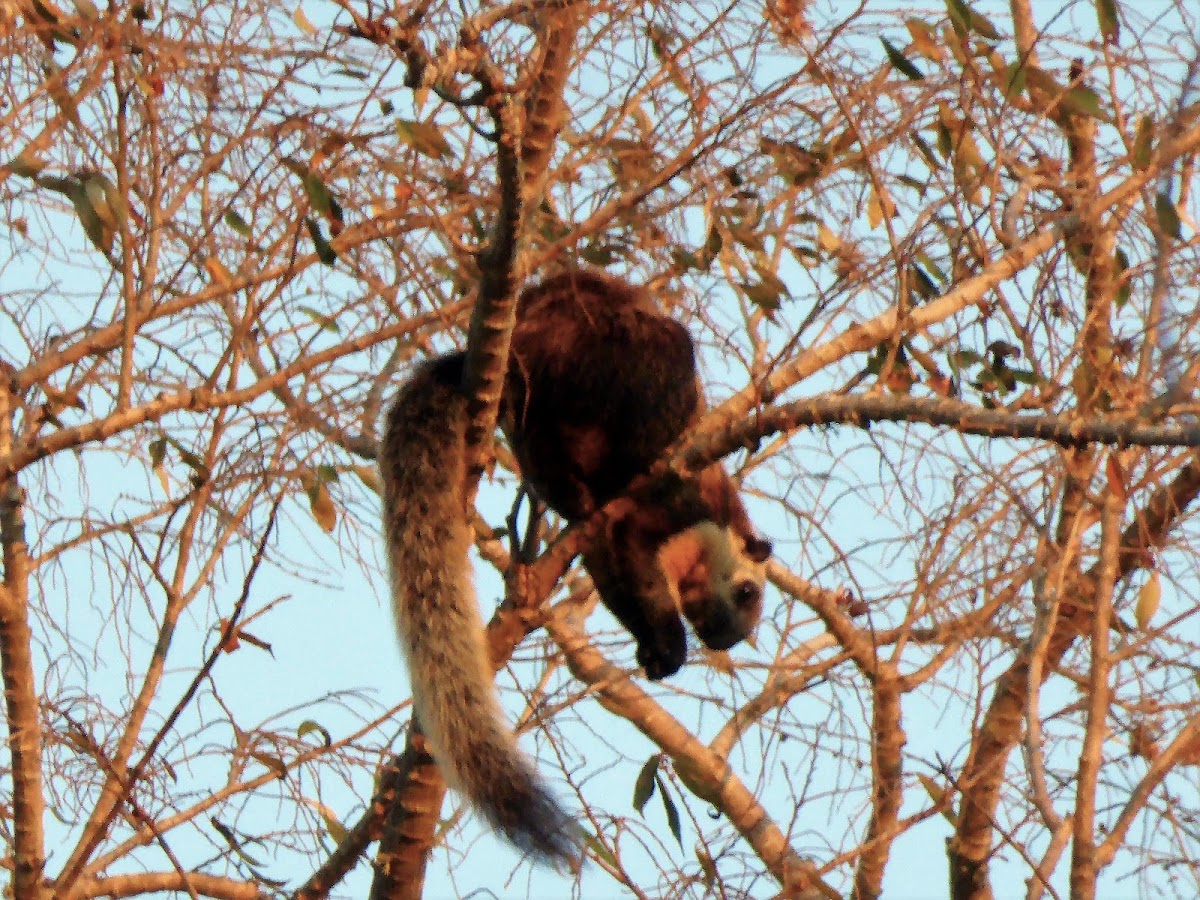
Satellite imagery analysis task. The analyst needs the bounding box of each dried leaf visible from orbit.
[866,186,896,228]
[1129,720,1159,761]
[204,256,232,284]
[918,773,959,824]
[905,18,944,61]
[308,480,337,533]
[249,749,287,777]
[395,119,452,160]
[1135,570,1160,631]
[218,618,241,653]
[292,6,317,35]
[153,462,170,495]
[816,222,842,252]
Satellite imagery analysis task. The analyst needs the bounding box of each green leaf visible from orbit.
[882,38,925,80]
[633,754,660,814]
[670,247,701,274]
[1114,247,1131,308]
[946,0,997,40]
[949,348,984,369]
[148,436,167,468]
[967,7,1000,40]
[322,811,349,844]
[1155,192,1182,239]
[395,119,452,160]
[8,148,47,178]
[1095,0,1120,44]
[656,774,683,847]
[912,132,940,169]
[224,210,252,236]
[173,444,211,483]
[298,305,340,333]
[698,224,722,266]
[1133,114,1154,171]
[945,0,971,36]
[911,264,939,299]
[1007,368,1043,386]
[297,719,333,747]
[584,833,617,867]
[1063,86,1106,120]
[1002,61,1026,99]
[305,217,338,266]
[740,280,783,312]
[673,756,719,805]
[282,158,335,215]
[211,817,264,866]
[581,243,620,266]
[936,121,953,159]
[302,174,333,215]
[917,252,947,282]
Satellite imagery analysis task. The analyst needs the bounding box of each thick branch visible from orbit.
[703,121,1200,432]
[0,374,47,900]
[63,872,266,900]
[949,452,1200,898]
[519,3,584,204]
[853,679,905,900]
[544,608,841,900]
[684,393,1200,470]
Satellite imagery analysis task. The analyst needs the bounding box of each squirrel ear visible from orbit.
[745,536,772,563]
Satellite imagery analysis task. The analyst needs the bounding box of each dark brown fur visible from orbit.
[503,270,771,679]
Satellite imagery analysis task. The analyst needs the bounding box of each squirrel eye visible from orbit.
[734,581,761,608]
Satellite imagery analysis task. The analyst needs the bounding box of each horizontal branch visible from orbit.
[685,392,1200,470]
[64,871,266,900]
[703,120,1200,432]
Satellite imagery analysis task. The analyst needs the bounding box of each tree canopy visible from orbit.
[1,1,1200,898]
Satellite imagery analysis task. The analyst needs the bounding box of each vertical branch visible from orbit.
[853,676,904,900]
[460,89,524,489]
[0,371,47,899]
[519,3,584,207]
[1068,486,1120,898]
[949,453,1200,900]
[461,3,584,485]
[949,32,1122,897]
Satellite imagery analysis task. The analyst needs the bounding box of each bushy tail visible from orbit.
[380,353,580,867]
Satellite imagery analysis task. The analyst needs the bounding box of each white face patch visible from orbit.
[699,523,768,611]
[656,521,768,642]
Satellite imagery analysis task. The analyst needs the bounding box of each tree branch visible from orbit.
[684,393,1200,470]
[544,606,841,900]
[0,372,47,900]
